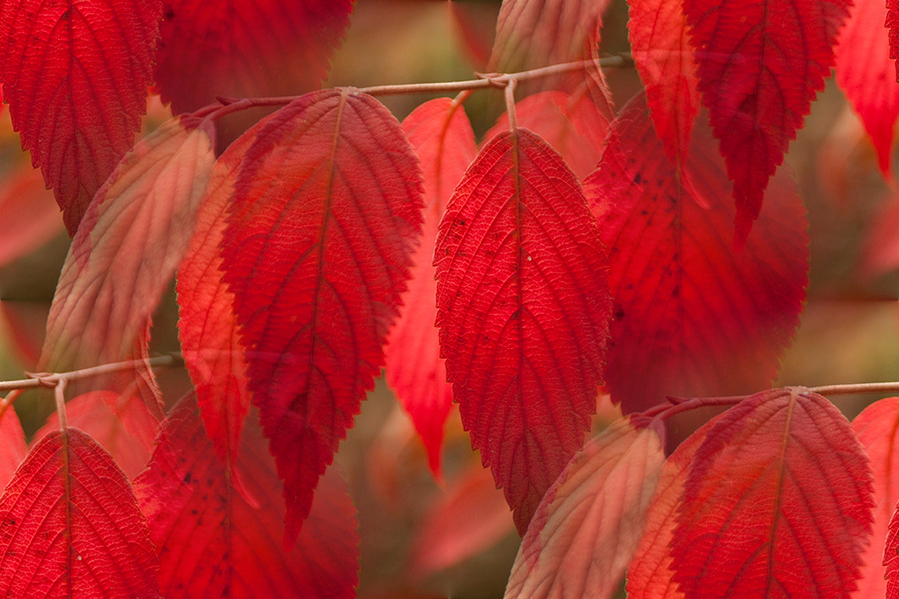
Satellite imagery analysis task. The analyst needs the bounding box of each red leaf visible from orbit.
[0,408,27,490]
[625,413,727,599]
[888,506,899,598]
[39,118,215,408]
[385,97,477,476]
[135,397,359,599]
[0,428,159,598]
[435,128,611,534]
[486,90,608,179]
[177,122,254,475]
[155,0,353,114]
[0,0,162,235]
[672,388,874,598]
[0,166,64,269]
[835,0,899,177]
[504,418,664,599]
[889,0,899,81]
[683,0,850,245]
[584,97,808,413]
[628,0,700,169]
[35,392,156,479]
[221,88,423,545]
[851,397,899,597]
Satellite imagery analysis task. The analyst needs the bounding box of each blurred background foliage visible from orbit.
[0,0,897,597]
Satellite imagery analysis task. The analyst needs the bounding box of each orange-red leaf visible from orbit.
[628,0,700,169]
[135,397,359,599]
[0,428,158,598]
[584,97,808,413]
[504,419,664,599]
[851,397,899,597]
[0,166,64,269]
[684,0,850,245]
[385,97,476,476]
[40,119,214,402]
[0,0,162,235]
[221,89,423,545]
[0,408,27,490]
[435,128,611,535]
[155,0,353,114]
[835,0,899,177]
[672,388,874,598]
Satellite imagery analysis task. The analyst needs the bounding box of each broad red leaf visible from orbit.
[0,0,162,235]
[0,407,27,490]
[851,397,899,597]
[409,465,513,579]
[435,128,611,534]
[0,428,158,598]
[683,0,850,245]
[0,166,64,269]
[221,88,423,545]
[835,0,899,177]
[35,392,156,479]
[628,0,700,169]
[385,97,476,476]
[625,413,727,599]
[889,0,899,81]
[486,90,607,179]
[504,418,664,599]
[39,118,214,410]
[584,97,808,413]
[177,123,254,474]
[135,397,358,599]
[155,0,353,115]
[887,505,899,598]
[672,388,874,598]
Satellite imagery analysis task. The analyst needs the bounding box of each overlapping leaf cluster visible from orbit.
[0,0,897,597]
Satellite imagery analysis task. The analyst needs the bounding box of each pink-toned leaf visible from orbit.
[135,397,358,599]
[409,465,513,579]
[0,0,162,235]
[835,0,899,177]
[221,88,423,545]
[0,166,63,269]
[155,0,353,114]
[684,0,850,245]
[0,428,159,598]
[39,118,214,409]
[448,0,499,68]
[625,413,727,599]
[35,391,156,479]
[851,397,899,597]
[584,97,808,413]
[672,388,874,598]
[504,418,664,599]
[385,97,477,476]
[435,128,611,535]
[0,408,27,490]
[627,0,700,168]
[486,90,606,179]
[177,122,255,474]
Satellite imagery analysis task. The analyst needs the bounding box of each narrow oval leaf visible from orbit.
[177,123,255,474]
[0,408,27,490]
[0,0,162,235]
[625,413,727,599]
[628,0,700,168]
[851,397,899,597]
[504,419,664,599]
[135,397,358,599]
[155,0,353,114]
[221,88,423,545]
[385,97,477,476]
[40,119,215,395]
[584,97,808,413]
[435,128,611,534]
[683,0,850,245]
[672,388,874,598]
[835,0,899,177]
[0,428,159,598]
